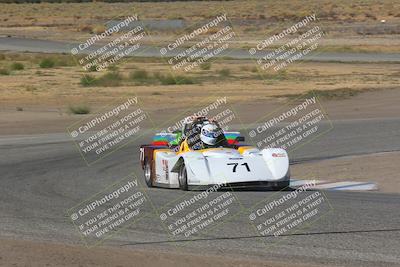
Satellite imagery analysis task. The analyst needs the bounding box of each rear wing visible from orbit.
[151,131,245,146]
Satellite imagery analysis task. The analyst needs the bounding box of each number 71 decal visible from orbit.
[227,162,251,172]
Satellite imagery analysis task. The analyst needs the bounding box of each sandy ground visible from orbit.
[1,87,399,135]
[1,1,400,53]
[0,238,334,267]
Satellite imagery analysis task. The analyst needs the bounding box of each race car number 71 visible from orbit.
[227,162,251,172]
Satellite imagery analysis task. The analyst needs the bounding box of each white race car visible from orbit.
[139,129,290,191]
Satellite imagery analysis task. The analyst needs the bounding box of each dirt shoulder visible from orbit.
[1,87,399,136]
[0,238,333,267]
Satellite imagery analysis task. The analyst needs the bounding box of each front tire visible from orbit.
[272,180,290,191]
[144,161,153,187]
[178,164,188,191]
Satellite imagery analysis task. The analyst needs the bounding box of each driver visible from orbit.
[198,123,228,149]
[179,116,229,150]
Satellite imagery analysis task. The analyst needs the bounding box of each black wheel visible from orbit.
[178,164,188,191]
[144,161,153,187]
[273,180,290,191]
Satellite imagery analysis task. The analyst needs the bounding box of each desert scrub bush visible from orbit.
[310,88,361,100]
[155,73,195,85]
[10,62,24,70]
[107,64,119,72]
[199,62,212,70]
[155,73,176,85]
[0,68,10,75]
[264,69,287,80]
[87,65,98,72]
[77,24,93,33]
[80,74,97,87]
[281,88,363,101]
[39,58,55,68]
[80,72,123,87]
[96,72,123,86]
[0,54,6,60]
[53,57,76,67]
[240,66,258,73]
[218,68,230,77]
[38,54,76,67]
[68,104,90,115]
[174,75,195,84]
[129,69,149,83]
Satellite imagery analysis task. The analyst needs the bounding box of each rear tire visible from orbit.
[178,164,188,191]
[144,161,153,187]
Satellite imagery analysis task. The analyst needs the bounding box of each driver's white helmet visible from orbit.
[200,124,219,145]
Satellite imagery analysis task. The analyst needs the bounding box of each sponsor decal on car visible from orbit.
[272,153,286,157]
[162,159,169,181]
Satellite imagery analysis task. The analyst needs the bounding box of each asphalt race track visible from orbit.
[1,118,400,266]
[1,36,400,63]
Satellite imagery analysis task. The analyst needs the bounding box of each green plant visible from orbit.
[155,73,195,85]
[68,104,90,115]
[218,68,230,77]
[10,62,24,70]
[39,58,55,68]
[129,69,148,81]
[0,68,10,75]
[80,72,123,87]
[281,88,363,101]
[199,62,212,70]
[175,75,195,84]
[107,64,119,72]
[80,74,97,86]
[263,69,287,81]
[87,65,97,72]
[157,73,176,85]
[96,71,123,86]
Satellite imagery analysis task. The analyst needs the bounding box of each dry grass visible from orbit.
[0,0,399,52]
[0,51,399,112]
[0,0,399,24]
